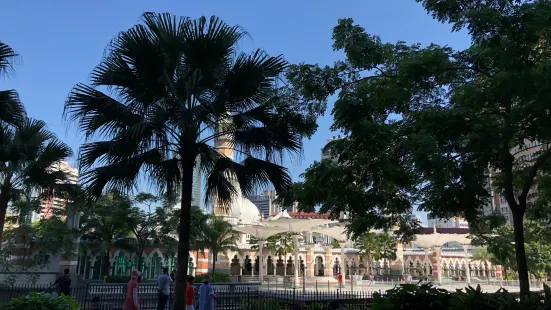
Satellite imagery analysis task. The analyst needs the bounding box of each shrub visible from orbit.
[372,283,451,310]
[195,272,231,283]
[372,282,551,310]
[1,292,79,310]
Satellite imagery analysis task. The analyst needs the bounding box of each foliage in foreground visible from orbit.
[371,283,551,310]
[284,0,551,295]
[1,292,79,310]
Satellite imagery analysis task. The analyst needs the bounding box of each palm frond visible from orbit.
[0,90,25,126]
[223,50,287,112]
[204,156,292,207]
[181,16,248,83]
[64,84,142,139]
[0,41,18,76]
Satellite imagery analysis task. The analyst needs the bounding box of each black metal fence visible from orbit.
[0,284,375,310]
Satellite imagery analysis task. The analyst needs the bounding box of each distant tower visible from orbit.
[213,117,234,217]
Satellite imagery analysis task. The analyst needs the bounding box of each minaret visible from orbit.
[213,117,234,217]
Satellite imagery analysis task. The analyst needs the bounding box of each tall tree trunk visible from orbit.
[102,253,110,277]
[173,155,194,310]
[212,251,216,275]
[513,212,530,296]
[0,196,9,248]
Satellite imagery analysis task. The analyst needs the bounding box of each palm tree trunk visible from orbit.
[173,155,195,310]
[0,196,9,248]
[103,253,110,277]
[212,251,216,275]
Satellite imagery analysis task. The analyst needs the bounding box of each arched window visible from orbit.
[150,252,161,279]
[115,252,127,276]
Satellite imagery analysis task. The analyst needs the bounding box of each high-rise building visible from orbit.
[191,157,202,209]
[248,190,275,220]
[32,161,79,222]
[482,139,547,225]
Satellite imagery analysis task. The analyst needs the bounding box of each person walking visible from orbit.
[53,268,71,296]
[157,267,173,310]
[197,274,215,310]
[185,276,196,310]
[124,269,141,310]
[338,273,343,288]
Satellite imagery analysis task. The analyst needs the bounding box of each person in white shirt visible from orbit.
[157,267,173,310]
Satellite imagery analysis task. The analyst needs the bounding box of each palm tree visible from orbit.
[80,191,134,276]
[250,232,295,276]
[376,233,397,275]
[472,248,494,281]
[0,41,25,127]
[63,13,301,308]
[196,216,239,275]
[357,232,383,274]
[0,118,73,245]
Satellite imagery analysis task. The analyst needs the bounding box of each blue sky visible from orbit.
[1,0,471,220]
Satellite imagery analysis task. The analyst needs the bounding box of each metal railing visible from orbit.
[0,283,375,310]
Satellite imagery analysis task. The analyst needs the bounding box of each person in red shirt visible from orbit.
[338,273,343,288]
[186,276,195,310]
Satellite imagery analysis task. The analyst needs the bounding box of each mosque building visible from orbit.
[6,125,500,285]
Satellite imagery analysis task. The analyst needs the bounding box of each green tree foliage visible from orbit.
[0,118,73,245]
[474,220,551,280]
[0,197,77,284]
[124,192,163,269]
[196,216,239,275]
[285,1,551,295]
[357,232,397,274]
[249,232,296,273]
[63,13,303,309]
[155,203,209,255]
[80,191,134,276]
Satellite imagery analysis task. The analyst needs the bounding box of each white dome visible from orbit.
[230,193,261,224]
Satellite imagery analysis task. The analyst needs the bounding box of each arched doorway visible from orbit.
[267,256,275,275]
[230,255,241,275]
[333,258,341,276]
[314,256,324,276]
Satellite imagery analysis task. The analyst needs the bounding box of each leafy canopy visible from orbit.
[286,1,551,240]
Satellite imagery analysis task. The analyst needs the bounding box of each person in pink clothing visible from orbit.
[124,269,142,310]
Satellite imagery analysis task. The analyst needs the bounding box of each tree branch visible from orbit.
[500,105,519,212]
